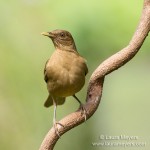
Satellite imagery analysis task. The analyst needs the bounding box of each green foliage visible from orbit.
[0,0,150,149]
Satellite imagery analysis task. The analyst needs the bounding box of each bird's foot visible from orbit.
[73,95,87,121]
[53,121,64,138]
[79,104,87,121]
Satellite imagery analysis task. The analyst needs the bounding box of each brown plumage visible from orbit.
[41,29,88,136]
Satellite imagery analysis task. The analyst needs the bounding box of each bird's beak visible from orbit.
[41,32,55,38]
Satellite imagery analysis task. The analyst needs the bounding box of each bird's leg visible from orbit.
[52,98,63,137]
[73,95,87,121]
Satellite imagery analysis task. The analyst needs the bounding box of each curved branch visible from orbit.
[39,1,150,150]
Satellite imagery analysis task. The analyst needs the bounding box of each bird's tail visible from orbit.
[44,95,66,107]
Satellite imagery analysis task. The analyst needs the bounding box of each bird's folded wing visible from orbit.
[44,59,49,83]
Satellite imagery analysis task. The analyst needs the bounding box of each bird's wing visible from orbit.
[84,63,88,76]
[44,59,49,83]
[82,57,88,76]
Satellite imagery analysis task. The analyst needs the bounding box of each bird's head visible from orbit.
[41,29,77,52]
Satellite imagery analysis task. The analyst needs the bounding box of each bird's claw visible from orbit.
[53,121,64,138]
[80,104,87,121]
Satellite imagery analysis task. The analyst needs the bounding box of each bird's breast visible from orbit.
[46,50,86,97]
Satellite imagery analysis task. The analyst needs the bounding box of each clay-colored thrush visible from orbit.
[41,29,88,136]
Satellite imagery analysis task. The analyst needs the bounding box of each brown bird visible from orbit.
[41,29,88,136]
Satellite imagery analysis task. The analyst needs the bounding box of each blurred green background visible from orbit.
[0,0,150,150]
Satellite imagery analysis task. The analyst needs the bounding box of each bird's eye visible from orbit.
[60,33,65,37]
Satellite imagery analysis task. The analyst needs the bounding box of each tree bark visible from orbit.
[39,0,150,149]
